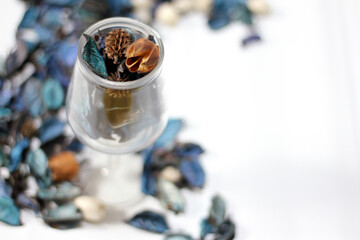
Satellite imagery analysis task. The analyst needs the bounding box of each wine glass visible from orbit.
[66,18,167,206]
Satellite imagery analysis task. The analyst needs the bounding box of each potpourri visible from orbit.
[0,0,244,236]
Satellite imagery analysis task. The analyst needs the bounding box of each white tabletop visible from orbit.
[1,0,360,239]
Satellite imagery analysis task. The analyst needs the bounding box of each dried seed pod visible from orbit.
[105,28,132,64]
[48,151,79,182]
[125,38,160,74]
[21,118,37,138]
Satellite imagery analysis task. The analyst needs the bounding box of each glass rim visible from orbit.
[77,17,164,90]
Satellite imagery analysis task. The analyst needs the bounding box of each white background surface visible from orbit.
[1,0,360,239]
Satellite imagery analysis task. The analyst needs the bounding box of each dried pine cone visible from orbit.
[105,28,132,64]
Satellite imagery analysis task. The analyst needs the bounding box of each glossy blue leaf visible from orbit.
[23,78,44,117]
[82,35,108,78]
[0,197,20,226]
[141,147,157,195]
[0,108,11,122]
[9,139,30,172]
[39,117,65,143]
[179,158,205,188]
[18,6,40,29]
[56,41,77,67]
[106,0,132,16]
[209,195,226,227]
[40,6,64,28]
[201,219,216,240]
[154,118,183,149]
[42,78,64,110]
[0,88,12,107]
[47,56,71,87]
[128,211,170,233]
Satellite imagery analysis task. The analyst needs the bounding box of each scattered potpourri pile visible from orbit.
[0,0,270,238]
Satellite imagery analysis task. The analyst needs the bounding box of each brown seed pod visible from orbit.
[49,151,79,182]
[125,38,160,74]
[105,28,132,64]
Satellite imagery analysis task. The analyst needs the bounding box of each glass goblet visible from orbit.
[66,17,167,206]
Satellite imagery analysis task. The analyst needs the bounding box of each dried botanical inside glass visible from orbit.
[82,27,160,129]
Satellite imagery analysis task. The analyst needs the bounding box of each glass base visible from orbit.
[78,152,145,208]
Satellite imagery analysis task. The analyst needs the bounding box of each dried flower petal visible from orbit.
[125,38,160,74]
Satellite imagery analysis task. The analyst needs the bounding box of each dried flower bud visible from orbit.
[49,151,79,182]
[105,28,132,64]
[125,38,160,74]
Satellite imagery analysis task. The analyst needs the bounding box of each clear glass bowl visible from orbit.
[66,17,167,154]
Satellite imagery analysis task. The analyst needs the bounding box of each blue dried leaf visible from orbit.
[0,108,11,122]
[242,34,261,47]
[18,6,40,29]
[47,56,71,87]
[9,139,30,172]
[201,219,216,240]
[26,149,48,177]
[16,193,40,213]
[38,182,81,202]
[66,138,84,152]
[40,6,64,28]
[179,158,205,188]
[142,164,157,196]
[6,40,29,75]
[230,2,253,25]
[42,78,64,110]
[154,118,184,149]
[128,211,170,233]
[33,24,55,44]
[43,0,84,7]
[209,195,226,227]
[43,203,82,229]
[174,143,204,158]
[106,0,132,16]
[56,41,77,67]
[0,88,12,107]
[23,78,44,117]
[215,219,236,240]
[37,168,52,189]
[0,197,20,226]
[82,35,108,78]
[165,233,194,240]
[39,117,65,143]
[208,0,232,30]
[0,180,11,199]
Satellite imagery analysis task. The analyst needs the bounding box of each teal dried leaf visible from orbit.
[18,6,40,29]
[0,197,21,226]
[174,143,204,158]
[43,203,82,229]
[82,35,108,78]
[230,3,253,25]
[209,195,226,227]
[0,148,10,167]
[0,108,11,122]
[38,182,81,202]
[26,149,48,177]
[215,219,236,240]
[201,218,216,240]
[157,178,185,214]
[165,233,194,240]
[128,211,170,233]
[42,78,64,110]
[23,78,44,117]
[39,117,65,143]
[154,118,184,149]
[9,139,30,172]
[0,179,11,198]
